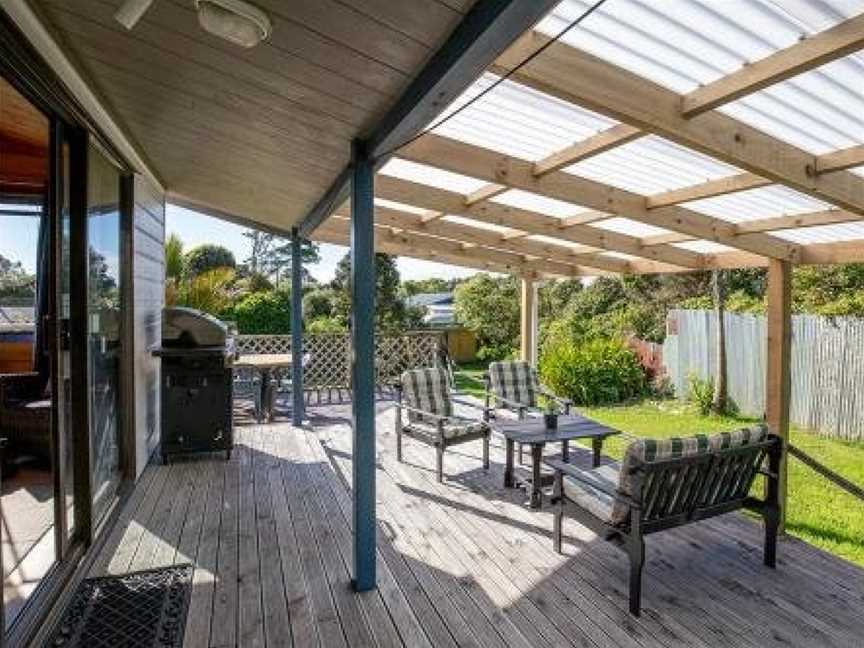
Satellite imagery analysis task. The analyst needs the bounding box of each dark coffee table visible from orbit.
[493,415,620,508]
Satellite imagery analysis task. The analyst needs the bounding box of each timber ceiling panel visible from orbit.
[33,0,471,229]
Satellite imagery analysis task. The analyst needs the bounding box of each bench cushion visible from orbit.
[406,417,490,442]
[562,464,619,522]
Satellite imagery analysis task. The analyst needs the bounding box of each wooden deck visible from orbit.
[93,400,864,648]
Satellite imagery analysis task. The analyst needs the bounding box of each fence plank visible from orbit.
[664,310,864,441]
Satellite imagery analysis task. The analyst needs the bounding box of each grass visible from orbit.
[452,364,864,568]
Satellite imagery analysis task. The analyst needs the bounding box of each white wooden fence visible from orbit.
[663,309,864,441]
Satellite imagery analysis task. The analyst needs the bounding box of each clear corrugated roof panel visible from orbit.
[491,189,589,218]
[590,217,669,237]
[442,215,516,235]
[538,1,864,154]
[433,72,617,161]
[382,158,486,194]
[566,135,742,194]
[525,234,593,250]
[374,198,428,216]
[673,240,736,253]
[773,221,864,243]
[684,186,830,223]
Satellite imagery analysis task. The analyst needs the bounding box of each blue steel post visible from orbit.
[291,228,305,426]
[350,139,377,591]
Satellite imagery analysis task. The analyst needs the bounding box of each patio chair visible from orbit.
[232,367,262,423]
[484,360,572,462]
[394,367,490,482]
[0,372,52,465]
[548,425,782,616]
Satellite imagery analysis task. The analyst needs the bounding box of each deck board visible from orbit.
[94,402,864,648]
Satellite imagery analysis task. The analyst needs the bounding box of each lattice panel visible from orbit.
[235,332,445,390]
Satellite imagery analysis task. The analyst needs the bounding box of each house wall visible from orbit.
[131,174,165,476]
[445,328,477,363]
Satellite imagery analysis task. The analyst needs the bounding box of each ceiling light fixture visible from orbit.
[194,0,271,48]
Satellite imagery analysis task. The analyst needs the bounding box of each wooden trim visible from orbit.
[532,124,643,177]
[681,13,864,117]
[646,173,771,209]
[816,144,864,174]
[765,259,791,533]
[464,183,507,206]
[494,32,864,218]
[400,133,798,261]
[119,173,137,482]
[519,277,536,364]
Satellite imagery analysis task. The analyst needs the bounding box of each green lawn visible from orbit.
[453,364,864,568]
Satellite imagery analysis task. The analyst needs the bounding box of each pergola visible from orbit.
[299,0,864,590]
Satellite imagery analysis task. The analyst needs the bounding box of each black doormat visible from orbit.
[45,565,193,648]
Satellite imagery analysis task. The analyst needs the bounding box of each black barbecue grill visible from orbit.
[152,307,235,464]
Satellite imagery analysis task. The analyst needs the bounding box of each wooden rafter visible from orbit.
[681,13,864,117]
[316,215,586,277]
[399,133,799,261]
[376,172,704,269]
[336,203,631,274]
[641,208,862,246]
[532,124,644,177]
[493,33,864,217]
[464,183,508,206]
[817,144,864,174]
[646,173,771,209]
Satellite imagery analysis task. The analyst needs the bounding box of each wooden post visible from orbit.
[765,258,791,533]
[290,229,304,426]
[350,139,376,591]
[520,276,536,365]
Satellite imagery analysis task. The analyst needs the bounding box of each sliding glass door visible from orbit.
[86,147,123,527]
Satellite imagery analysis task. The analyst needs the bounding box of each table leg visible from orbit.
[262,369,275,423]
[504,438,515,488]
[530,443,543,509]
[592,437,603,468]
[562,440,570,463]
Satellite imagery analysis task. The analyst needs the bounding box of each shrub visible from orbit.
[476,343,517,363]
[306,316,345,334]
[539,336,645,406]
[174,268,235,315]
[184,244,236,277]
[687,373,714,416]
[231,290,291,334]
[303,288,337,321]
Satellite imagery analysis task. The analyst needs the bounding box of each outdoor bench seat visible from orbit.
[394,367,490,482]
[549,424,782,616]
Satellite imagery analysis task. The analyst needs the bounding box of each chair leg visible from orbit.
[396,427,403,463]
[553,473,563,554]
[628,538,645,616]
[436,445,444,483]
[518,443,524,465]
[764,507,779,568]
[482,435,490,470]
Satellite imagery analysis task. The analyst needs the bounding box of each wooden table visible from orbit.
[233,354,292,422]
[493,414,620,508]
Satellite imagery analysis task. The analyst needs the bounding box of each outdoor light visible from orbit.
[194,0,272,48]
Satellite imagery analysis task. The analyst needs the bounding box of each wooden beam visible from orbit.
[493,33,864,217]
[646,173,771,209]
[376,172,702,268]
[320,216,587,277]
[532,124,643,177]
[765,258,792,533]
[816,144,864,174]
[400,134,799,261]
[559,210,610,227]
[347,203,627,274]
[682,13,864,117]
[464,183,508,206]
[520,277,537,365]
[641,208,862,247]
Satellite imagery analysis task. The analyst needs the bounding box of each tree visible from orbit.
[331,252,407,331]
[711,270,729,414]
[453,274,520,360]
[303,287,337,321]
[401,278,451,296]
[242,229,320,284]
[0,253,35,302]
[539,278,583,320]
[165,233,184,281]
[184,244,236,277]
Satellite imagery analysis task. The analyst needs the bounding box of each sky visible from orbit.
[1,203,481,283]
[165,204,479,284]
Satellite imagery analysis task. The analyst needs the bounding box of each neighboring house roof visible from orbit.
[0,305,35,325]
[423,304,456,327]
[406,292,454,308]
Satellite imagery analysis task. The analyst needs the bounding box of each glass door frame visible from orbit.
[1,10,137,646]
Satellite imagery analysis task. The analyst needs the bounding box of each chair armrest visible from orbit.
[545,458,639,508]
[491,393,532,412]
[450,396,488,412]
[394,402,448,423]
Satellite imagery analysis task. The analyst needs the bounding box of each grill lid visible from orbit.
[162,306,229,348]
